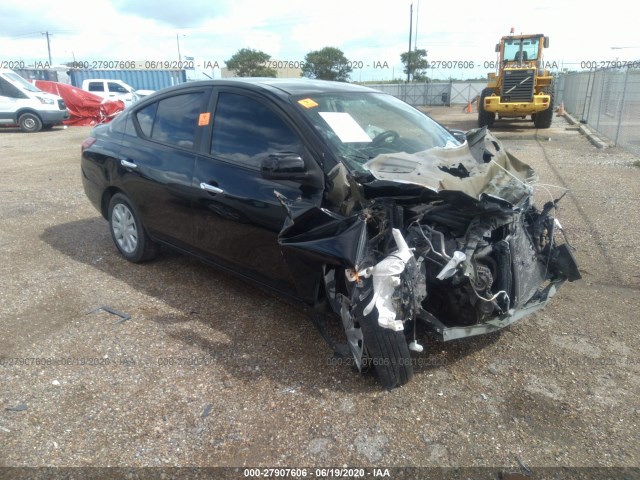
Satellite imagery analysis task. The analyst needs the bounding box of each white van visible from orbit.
[81,79,154,106]
[0,69,70,132]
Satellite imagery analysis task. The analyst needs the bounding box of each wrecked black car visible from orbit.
[81,79,580,388]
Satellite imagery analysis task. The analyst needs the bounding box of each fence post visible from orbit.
[581,69,594,122]
[596,70,604,131]
[586,70,599,124]
[614,67,630,146]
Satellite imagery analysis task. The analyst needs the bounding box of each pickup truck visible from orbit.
[81,79,154,106]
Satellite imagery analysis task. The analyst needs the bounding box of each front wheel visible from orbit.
[18,113,43,133]
[358,308,414,389]
[324,268,414,389]
[478,88,496,128]
[534,88,554,129]
[108,193,158,262]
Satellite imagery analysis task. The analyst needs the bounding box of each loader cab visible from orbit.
[499,35,549,69]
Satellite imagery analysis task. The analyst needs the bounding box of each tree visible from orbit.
[302,47,352,82]
[225,48,277,77]
[400,48,429,82]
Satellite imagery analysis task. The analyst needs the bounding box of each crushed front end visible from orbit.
[277,127,580,387]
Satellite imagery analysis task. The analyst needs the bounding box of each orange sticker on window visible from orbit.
[297,98,319,109]
[198,112,211,126]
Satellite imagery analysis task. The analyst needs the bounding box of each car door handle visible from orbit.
[120,159,138,169]
[200,182,224,194]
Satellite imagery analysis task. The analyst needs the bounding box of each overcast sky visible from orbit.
[1,0,638,81]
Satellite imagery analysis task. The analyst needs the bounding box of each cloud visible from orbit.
[0,2,79,37]
[112,0,231,28]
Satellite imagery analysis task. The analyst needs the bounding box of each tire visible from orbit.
[358,307,413,389]
[18,113,43,133]
[477,88,496,128]
[534,88,554,129]
[108,193,158,262]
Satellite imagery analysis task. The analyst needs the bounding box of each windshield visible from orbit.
[293,92,459,173]
[503,37,540,63]
[4,72,42,92]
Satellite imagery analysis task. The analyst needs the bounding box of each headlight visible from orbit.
[36,96,55,105]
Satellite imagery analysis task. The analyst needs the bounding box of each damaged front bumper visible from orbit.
[420,280,563,341]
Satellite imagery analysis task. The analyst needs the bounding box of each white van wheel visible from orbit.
[19,113,43,133]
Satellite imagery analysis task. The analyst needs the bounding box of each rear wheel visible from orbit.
[108,193,158,262]
[478,88,496,128]
[534,88,554,129]
[18,113,42,133]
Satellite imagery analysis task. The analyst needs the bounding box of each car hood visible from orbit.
[35,91,64,102]
[362,128,536,207]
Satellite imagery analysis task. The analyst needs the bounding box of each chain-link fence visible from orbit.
[450,82,486,105]
[367,82,452,106]
[555,68,640,155]
[367,81,487,107]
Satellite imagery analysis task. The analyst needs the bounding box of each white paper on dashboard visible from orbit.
[318,112,372,143]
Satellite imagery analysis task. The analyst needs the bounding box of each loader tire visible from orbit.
[478,88,496,128]
[534,89,554,129]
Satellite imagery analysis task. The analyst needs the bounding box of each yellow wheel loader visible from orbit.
[479,33,554,129]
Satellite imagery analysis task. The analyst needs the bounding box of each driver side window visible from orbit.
[210,93,304,170]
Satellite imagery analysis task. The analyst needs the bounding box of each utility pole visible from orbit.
[414,0,419,52]
[42,31,52,64]
[176,34,186,63]
[407,3,413,83]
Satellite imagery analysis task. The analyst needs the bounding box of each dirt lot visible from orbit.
[1,109,639,475]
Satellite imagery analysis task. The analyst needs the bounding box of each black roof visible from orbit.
[160,78,379,97]
[219,78,377,95]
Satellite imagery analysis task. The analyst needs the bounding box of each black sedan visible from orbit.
[81,78,580,388]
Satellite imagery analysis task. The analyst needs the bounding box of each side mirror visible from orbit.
[449,129,466,144]
[543,36,549,48]
[261,153,308,180]
[495,44,500,53]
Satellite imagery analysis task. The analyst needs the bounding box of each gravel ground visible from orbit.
[1,109,639,475]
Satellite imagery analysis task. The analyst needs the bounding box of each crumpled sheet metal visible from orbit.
[278,205,368,269]
[363,130,537,207]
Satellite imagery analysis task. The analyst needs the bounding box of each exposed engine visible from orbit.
[356,196,575,330]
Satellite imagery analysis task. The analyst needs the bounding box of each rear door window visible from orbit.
[134,92,206,150]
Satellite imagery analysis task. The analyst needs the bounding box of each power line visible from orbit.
[8,32,43,39]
